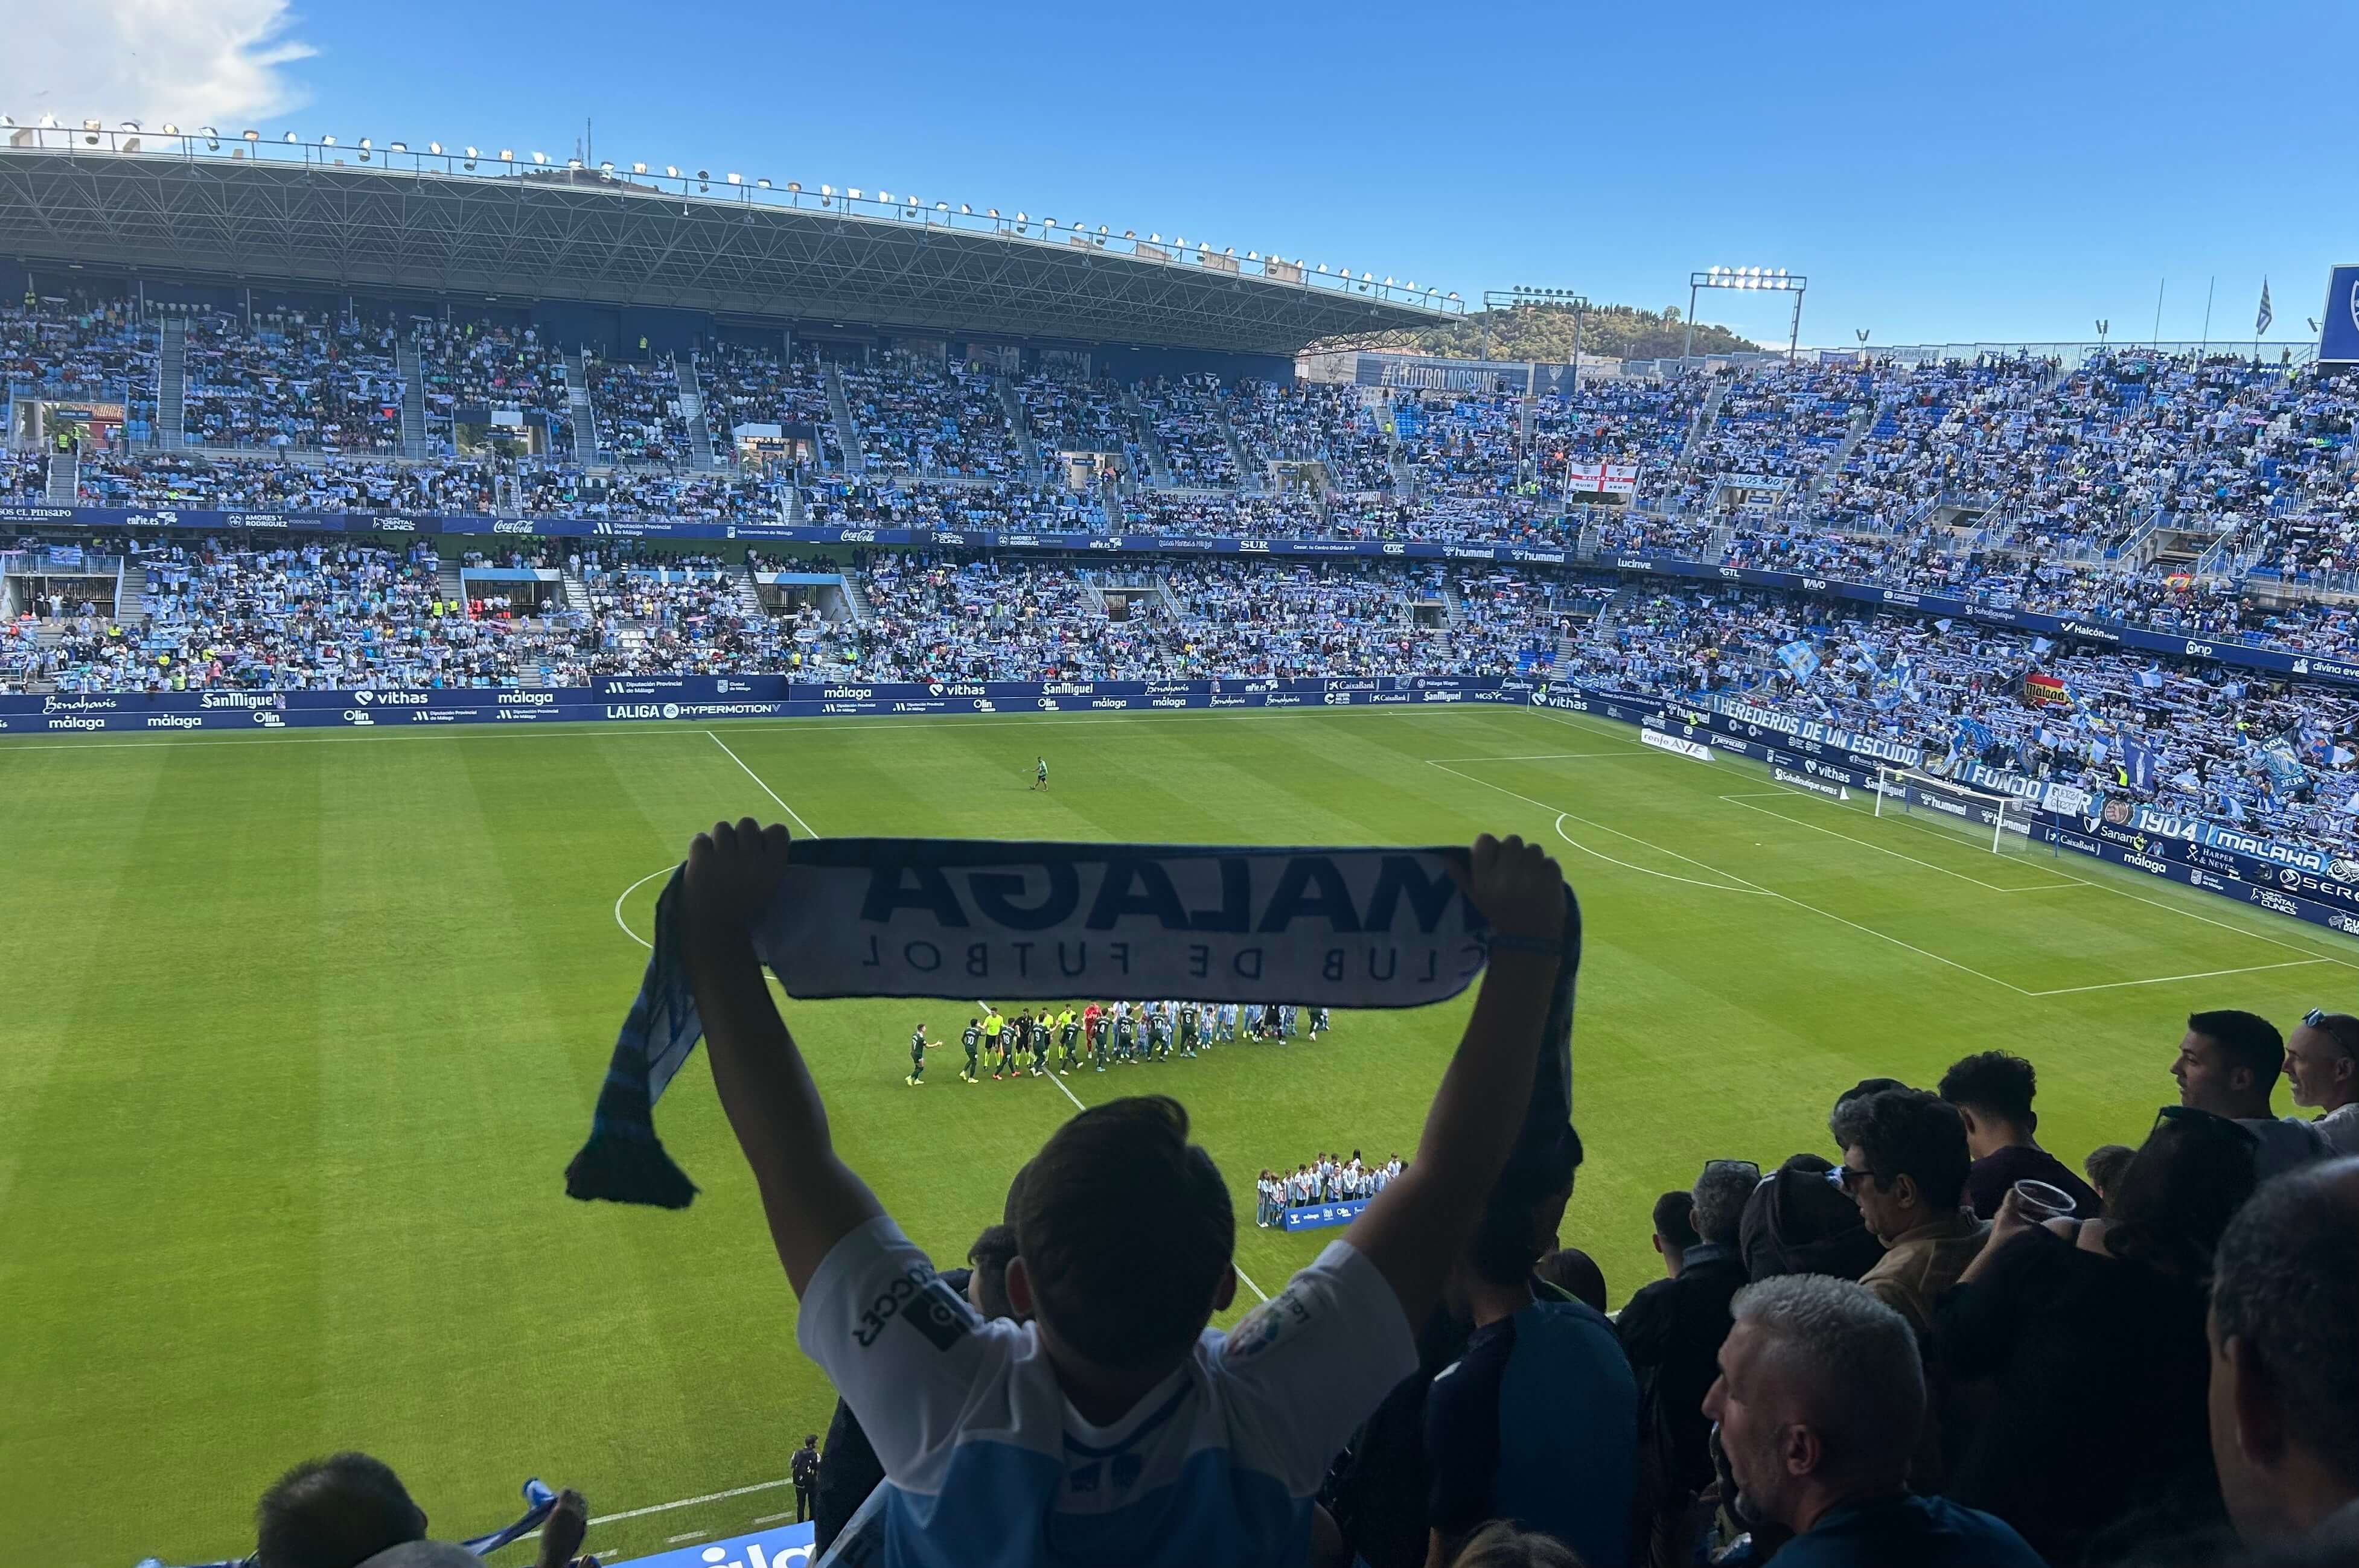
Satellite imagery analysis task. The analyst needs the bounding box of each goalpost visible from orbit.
[1872,766,2054,857]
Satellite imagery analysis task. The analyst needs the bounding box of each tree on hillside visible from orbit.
[1315,300,1755,363]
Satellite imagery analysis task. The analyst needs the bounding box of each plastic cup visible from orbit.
[2011,1178,2076,1221]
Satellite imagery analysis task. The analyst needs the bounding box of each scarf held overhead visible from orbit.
[567,839,1579,1209]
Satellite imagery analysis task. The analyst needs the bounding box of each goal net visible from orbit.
[1872,768,2054,857]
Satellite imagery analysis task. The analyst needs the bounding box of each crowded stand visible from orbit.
[1230,377,1396,492]
[1135,374,1240,486]
[413,318,573,454]
[1014,372,1133,460]
[840,359,1023,479]
[695,342,838,456]
[180,311,406,454]
[1,299,159,443]
[584,355,689,466]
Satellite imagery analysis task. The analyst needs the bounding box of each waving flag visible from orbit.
[2256,278,2273,337]
[2119,735,2158,791]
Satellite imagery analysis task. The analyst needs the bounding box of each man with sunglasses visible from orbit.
[2172,1010,2333,1180]
[2285,1010,2359,1155]
[1830,1089,1985,1338]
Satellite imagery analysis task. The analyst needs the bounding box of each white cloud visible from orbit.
[0,0,314,130]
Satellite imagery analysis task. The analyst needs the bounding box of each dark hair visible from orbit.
[2211,1160,2359,1490]
[1938,1050,2039,1127]
[2106,1111,2258,1280]
[1780,1151,1835,1176]
[1652,1189,1700,1252]
[1829,1088,1970,1211]
[803,1433,818,1445]
[1467,1127,1585,1286]
[255,1453,423,1568]
[1012,1095,1231,1369]
[966,1223,1021,1321]
[1534,1246,1609,1313]
[2083,1143,2136,1205]
[2189,1010,2286,1088]
[1827,1077,1910,1143]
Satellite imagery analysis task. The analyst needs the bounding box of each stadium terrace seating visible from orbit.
[840,360,1023,480]
[1,301,159,442]
[1230,377,1394,492]
[697,343,838,459]
[1015,374,1133,462]
[181,313,406,454]
[77,454,496,514]
[414,319,573,454]
[586,356,690,467]
[1134,374,1239,487]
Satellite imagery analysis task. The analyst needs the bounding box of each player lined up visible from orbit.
[1254,1151,1403,1226]
[909,999,1333,1084]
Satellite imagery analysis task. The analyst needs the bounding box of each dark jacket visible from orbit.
[1740,1165,1885,1283]
[1616,1242,1749,1496]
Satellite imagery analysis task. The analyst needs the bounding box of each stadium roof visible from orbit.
[0,126,1461,355]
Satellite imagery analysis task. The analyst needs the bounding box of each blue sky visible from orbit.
[8,0,2354,348]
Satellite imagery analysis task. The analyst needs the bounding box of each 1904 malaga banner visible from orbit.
[9,501,2358,689]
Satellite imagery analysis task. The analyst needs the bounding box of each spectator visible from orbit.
[1936,1051,2099,1219]
[811,1262,972,1553]
[1423,1133,1631,1568]
[1936,1106,2261,1563]
[1831,1089,1986,1336]
[2174,1012,2334,1178]
[966,1222,1023,1320]
[255,1456,587,1568]
[1444,1520,1586,1568]
[1740,1154,1884,1284]
[1619,1160,1757,1501]
[255,1454,427,1568]
[1646,1189,1699,1280]
[2282,1012,2359,1155]
[687,821,1569,1566]
[2208,1158,2359,1552]
[356,1547,480,1568]
[792,1435,821,1525]
[1702,1275,2044,1566]
[1533,1246,1609,1315]
[2083,1144,2137,1211]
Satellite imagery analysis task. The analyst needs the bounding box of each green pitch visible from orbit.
[3,704,2348,1565]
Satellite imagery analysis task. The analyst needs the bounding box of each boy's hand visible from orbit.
[683,818,791,951]
[1461,833,1565,946]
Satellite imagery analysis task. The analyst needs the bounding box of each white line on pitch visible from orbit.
[1714,792,2073,895]
[2027,958,2332,996]
[1233,1264,1270,1303]
[707,730,820,838]
[1420,750,1658,762]
[516,1474,796,1535]
[1428,762,2030,995]
[667,1531,709,1544]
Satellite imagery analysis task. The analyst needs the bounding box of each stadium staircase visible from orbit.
[494,474,525,518]
[436,559,466,608]
[836,573,874,629]
[1154,575,1193,624]
[561,354,600,470]
[559,567,589,612]
[1679,379,1728,467]
[1118,384,1175,486]
[784,483,807,524]
[44,448,77,502]
[822,365,867,475]
[733,562,766,617]
[997,377,1048,488]
[1074,572,1111,616]
[1439,578,1468,631]
[676,354,724,470]
[156,317,188,450]
[1804,404,1876,511]
[1211,394,1260,492]
[395,337,429,459]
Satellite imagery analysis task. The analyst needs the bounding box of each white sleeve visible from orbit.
[1211,1240,1419,1496]
[793,1214,1007,1486]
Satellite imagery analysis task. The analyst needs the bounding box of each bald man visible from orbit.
[2209,1158,2359,1550]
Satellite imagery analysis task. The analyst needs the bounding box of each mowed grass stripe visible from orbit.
[5,706,2354,1566]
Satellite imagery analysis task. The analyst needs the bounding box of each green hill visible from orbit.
[1327,300,1757,363]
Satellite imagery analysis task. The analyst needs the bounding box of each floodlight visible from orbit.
[389,141,407,153]
[359,137,371,149]
[284,132,298,143]
[531,151,547,164]
[162,123,178,135]
[727,172,741,184]
[499,149,513,161]
[758,178,772,189]
[567,158,582,170]
[631,161,645,173]
[40,114,57,127]
[669,166,681,177]
[846,186,860,199]
[322,135,336,145]
[429,141,442,154]
[878,190,889,201]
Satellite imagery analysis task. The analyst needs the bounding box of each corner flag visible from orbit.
[2257,279,2273,337]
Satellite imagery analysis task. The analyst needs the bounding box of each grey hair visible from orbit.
[1731,1274,1926,1474]
[1691,1160,1760,1246]
[2211,1158,2359,1490]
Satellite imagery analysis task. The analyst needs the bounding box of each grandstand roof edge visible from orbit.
[0,141,1455,355]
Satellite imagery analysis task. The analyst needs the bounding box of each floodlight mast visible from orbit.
[1684,267,1808,363]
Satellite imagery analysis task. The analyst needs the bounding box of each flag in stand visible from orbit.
[2256,278,2274,337]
